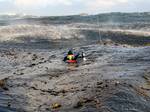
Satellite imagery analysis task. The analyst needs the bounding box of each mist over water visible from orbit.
[0,12,150,49]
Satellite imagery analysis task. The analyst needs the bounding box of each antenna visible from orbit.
[97,15,103,45]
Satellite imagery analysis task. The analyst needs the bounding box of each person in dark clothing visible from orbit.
[63,49,80,63]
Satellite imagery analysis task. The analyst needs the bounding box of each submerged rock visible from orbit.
[0,78,9,90]
[0,79,5,88]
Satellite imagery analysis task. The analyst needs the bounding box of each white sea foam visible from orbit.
[0,24,84,42]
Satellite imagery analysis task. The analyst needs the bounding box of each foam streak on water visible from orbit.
[0,44,150,112]
[0,14,150,111]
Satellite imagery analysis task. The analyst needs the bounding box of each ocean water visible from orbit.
[0,15,150,112]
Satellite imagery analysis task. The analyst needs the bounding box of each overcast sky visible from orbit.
[0,0,150,16]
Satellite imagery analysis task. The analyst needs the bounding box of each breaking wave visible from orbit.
[0,24,85,42]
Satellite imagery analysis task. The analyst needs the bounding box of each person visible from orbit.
[63,49,80,63]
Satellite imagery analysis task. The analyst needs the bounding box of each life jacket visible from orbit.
[66,54,77,63]
[67,54,75,60]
